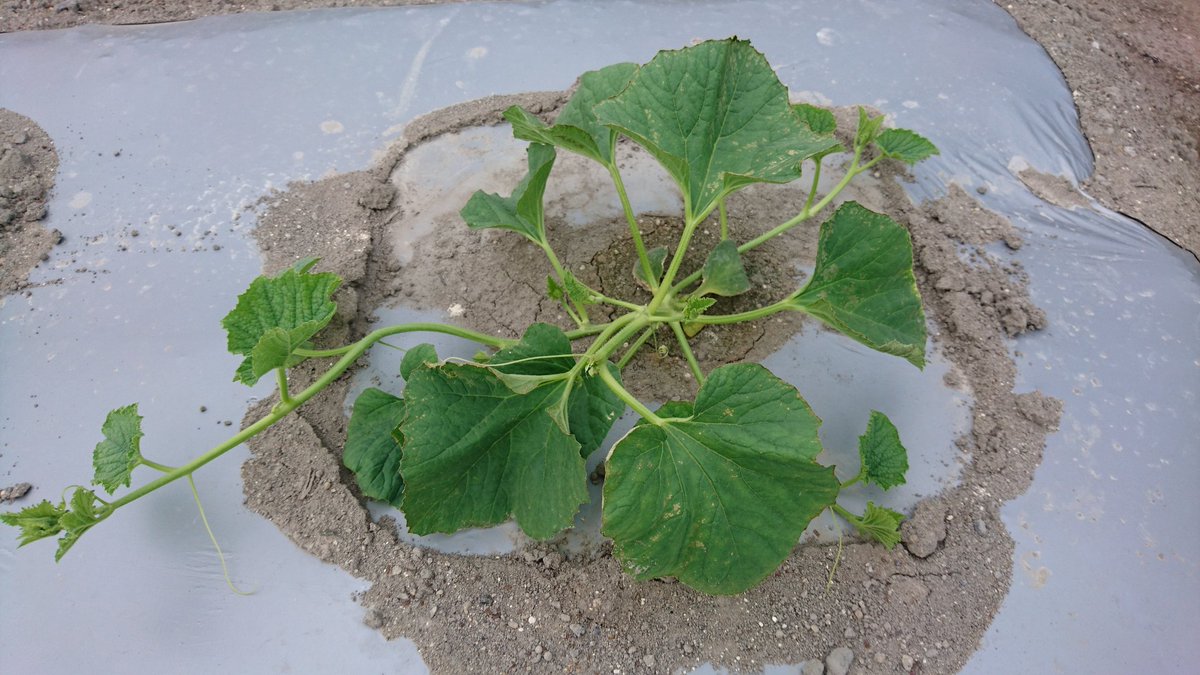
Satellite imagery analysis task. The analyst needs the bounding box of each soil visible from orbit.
[3,2,1196,674]
[0,109,59,297]
[239,94,1061,674]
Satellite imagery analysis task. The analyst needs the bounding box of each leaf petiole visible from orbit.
[597,362,661,426]
[607,163,658,291]
[616,326,656,370]
[140,458,178,474]
[718,198,729,241]
[669,322,705,384]
[276,368,293,407]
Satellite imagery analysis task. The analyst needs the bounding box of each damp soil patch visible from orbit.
[241,93,1061,674]
[0,108,59,297]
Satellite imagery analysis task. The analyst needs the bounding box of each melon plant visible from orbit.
[4,38,938,595]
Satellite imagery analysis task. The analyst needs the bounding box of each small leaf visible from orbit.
[874,128,939,165]
[506,62,639,165]
[843,502,904,550]
[682,297,716,321]
[91,404,144,494]
[344,388,407,508]
[1,500,66,546]
[633,246,668,290]
[792,103,837,136]
[603,363,840,594]
[696,239,751,297]
[857,411,909,490]
[56,488,102,561]
[789,202,927,368]
[546,275,564,301]
[562,272,594,307]
[595,38,840,219]
[854,107,886,150]
[400,344,438,380]
[460,143,557,244]
[222,264,341,386]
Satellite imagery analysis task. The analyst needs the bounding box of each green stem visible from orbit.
[100,322,508,515]
[616,327,656,370]
[648,206,699,314]
[293,345,353,359]
[804,157,824,213]
[831,503,857,521]
[276,368,293,406]
[718,198,729,240]
[668,152,879,297]
[590,314,652,365]
[839,473,862,490]
[565,323,611,340]
[140,458,177,473]
[540,242,591,325]
[669,322,705,384]
[690,298,793,325]
[597,359,661,425]
[607,163,657,291]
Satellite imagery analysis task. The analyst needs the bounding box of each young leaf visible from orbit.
[222,265,342,386]
[792,103,837,136]
[788,202,927,368]
[682,297,717,321]
[633,246,668,290]
[344,388,407,508]
[874,128,939,165]
[91,404,144,494]
[857,411,909,489]
[695,239,751,297]
[505,62,639,165]
[56,488,101,561]
[546,275,565,302]
[595,38,840,220]
[562,272,595,307]
[460,143,557,244]
[854,107,886,150]
[602,363,840,595]
[399,343,439,380]
[842,502,904,549]
[0,500,66,546]
[399,363,587,540]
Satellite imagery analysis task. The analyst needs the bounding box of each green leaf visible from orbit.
[857,411,909,490]
[843,502,904,549]
[874,128,939,164]
[1,500,66,546]
[91,404,144,494]
[460,143,557,244]
[792,103,837,135]
[683,296,717,321]
[489,323,623,456]
[547,275,564,301]
[222,264,342,386]
[854,107,886,150]
[505,62,639,165]
[602,363,840,594]
[695,239,751,297]
[595,38,840,219]
[633,246,668,290]
[400,324,624,538]
[400,343,438,380]
[56,488,102,561]
[344,388,407,508]
[788,202,927,368]
[400,363,587,540]
[562,272,595,307]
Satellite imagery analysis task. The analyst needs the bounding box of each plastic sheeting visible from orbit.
[1,1,1196,673]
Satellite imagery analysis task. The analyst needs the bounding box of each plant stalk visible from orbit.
[669,322,705,384]
[607,163,658,291]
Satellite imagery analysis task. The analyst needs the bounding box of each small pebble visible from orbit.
[199,405,207,413]
[874,653,886,664]
[974,518,988,535]
[901,654,915,669]
[801,659,825,675]
[825,647,855,675]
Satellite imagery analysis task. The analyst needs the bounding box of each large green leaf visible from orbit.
[460,143,556,244]
[506,62,639,165]
[91,404,144,494]
[792,103,837,136]
[856,411,909,489]
[488,323,624,456]
[400,324,623,538]
[222,265,341,385]
[344,388,407,508]
[594,38,840,220]
[788,202,927,368]
[602,364,840,594]
[399,363,587,539]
